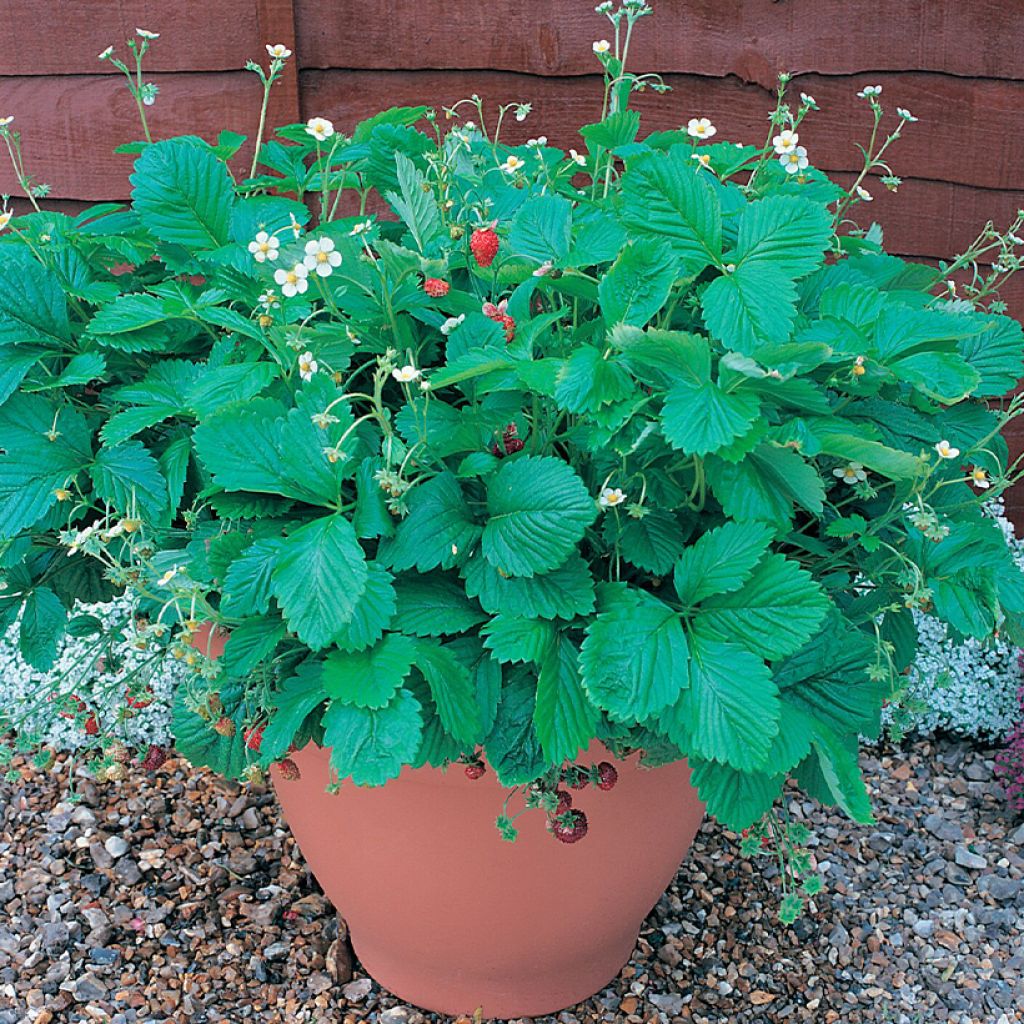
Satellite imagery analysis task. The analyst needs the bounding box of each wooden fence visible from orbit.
[3,0,1024,514]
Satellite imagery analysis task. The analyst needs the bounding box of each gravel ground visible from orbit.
[1,737,1022,1024]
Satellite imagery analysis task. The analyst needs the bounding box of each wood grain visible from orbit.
[295,0,1024,82]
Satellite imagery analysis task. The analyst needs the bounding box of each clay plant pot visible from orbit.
[271,740,705,1017]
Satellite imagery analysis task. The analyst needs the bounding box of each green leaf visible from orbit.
[706,444,825,527]
[18,587,66,671]
[260,659,327,765]
[171,678,254,779]
[480,615,557,664]
[462,551,596,620]
[598,239,677,327]
[553,345,634,413]
[674,521,774,606]
[322,688,423,786]
[271,516,369,650]
[580,587,689,722]
[620,149,722,273]
[392,573,486,637]
[689,759,783,830]
[534,633,599,764]
[222,616,286,676]
[184,362,278,419]
[331,564,398,653]
[794,727,873,823]
[695,554,830,660]
[809,430,922,480]
[322,634,417,709]
[130,138,235,249]
[89,442,168,522]
[353,457,395,539]
[701,264,797,356]
[731,195,833,279]
[385,153,443,254]
[610,508,690,575]
[957,313,1024,396]
[483,456,596,577]
[662,377,760,455]
[86,294,172,339]
[579,109,641,151]
[0,250,71,347]
[508,194,573,264]
[221,538,285,618]
[413,639,481,744]
[662,634,778,771]
[484,671,547,786]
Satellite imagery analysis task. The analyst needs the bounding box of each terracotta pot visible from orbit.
[272,741,704,1017]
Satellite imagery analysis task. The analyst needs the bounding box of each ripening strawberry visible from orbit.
[563,764,589,791]
[212,716,236,738]
[244,725,265,752]
[423,277,450,297]
[124,685,154,710]
[470,225,499,267]
[503,437,524,454]
[499,314,516,343]
[596,762,618,791]
[550,808,589,844]
[84,713,100,736]
[465,762,486,780]
[276,758,301,781]
[554,789,573,815]
[140,744,168,770]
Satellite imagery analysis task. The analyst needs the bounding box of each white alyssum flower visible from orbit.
[135,28,159,39]
[247,230,280,262]
[854,185,873,202]
[772,129,799,154]
[305,116,335,141]
[593,40,611,54]
[832,462,867,486]
[687,117,717,140]
[501,154,526,174]
[568,149,587,166]
[392,364,421,383]
[440,314,465,335]
[266,43,292,59]
[934,439,960,460]
[970,467,991,490]
[857,85,882,98]
[298,351,318,382]
[303,236,342,277]
[274,262,309,297]
[599,487,627,508]
[780,145,809,174]
[896,106,918,122]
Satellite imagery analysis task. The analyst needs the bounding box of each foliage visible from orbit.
[2,5,1024,844]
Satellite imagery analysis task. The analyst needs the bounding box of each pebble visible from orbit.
[954,845,987,870]
[103,835,129,859]
[341,977,373,1002]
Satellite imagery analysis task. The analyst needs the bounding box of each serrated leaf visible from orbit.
[662,377,760,455]
[171,678,253,779]
[271,515,368,650]
[322,633,417,709]
[580,587,688,722]
[598,239,677,327]
[480,615,557,664]
[483,456,596,577]
[462,550,596,619]
[0,250,71,347]
[385,153,443,254]
[220,538,285,618]
[18,587,66,671]
[553,345,634,413]
[701,264,797,356]
[673,521,774,606]
[508,194,573,264]
[957,313,1024,396]
[391,573,486,636]
[330,564,397,653]
[484,671,547,786]
[689,758,783,830]
[611,509,690,574]
[413,639,481,744]
[322,688,423,786]
[89,441,168,522]
[534,633,599,764]
[222,616,286,676]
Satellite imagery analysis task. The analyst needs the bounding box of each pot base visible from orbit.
[273,742,704,1017]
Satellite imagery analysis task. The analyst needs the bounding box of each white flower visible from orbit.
[772,129,799,154]
[687,117,717,140]
[305,117,335,141]
[0,116,12,128]
[896,106,918,122]
[691,152,711,168]
[303,236,342,277]
[157,567,180,587]
[440,314,465,336]
[135,28,159,39]
[533,261,554,277]
[514,103,532,122]
[247,230,280,262]
[257,289,280,308]
[599,487,627,508]
[273,262,309,297]
[833,462,867,486]
[0,211,11,233]
[298,351,318,382]
[857,85,882,99]
[854,185,873,202]
[593,40,611,54]
[934,440,960,460]
[970,467,991,490]
[266,43,292,60]
[98,46,114,61]
[392,365,421,383]
[526,136,547,148]
[501,154,526,174]
[780,145,809,174]
[568,149,587,166]
[350,219,372,236]
[800,92,817,107]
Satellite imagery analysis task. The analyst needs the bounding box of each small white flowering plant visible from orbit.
[2,4,1024,903]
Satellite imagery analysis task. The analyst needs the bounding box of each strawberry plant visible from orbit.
[2,7,1024,888]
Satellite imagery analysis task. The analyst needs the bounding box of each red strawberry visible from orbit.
[140,744,168,771]
[84,713,100,736]
[465,763,486,780]
[503,437,524,454]
[470,226,499,268]
[212,716,236,738]
[276,758,301,781]
[550,809,589,844]
[554,789,573,815]
[499,314,516,343]
[423,277,450,297]
[596,762,618,791]
[244,725,265,752]
[124,685,154,710]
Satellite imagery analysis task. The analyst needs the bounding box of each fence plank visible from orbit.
[295,0,1024,82]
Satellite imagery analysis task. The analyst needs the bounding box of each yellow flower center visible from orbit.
[286,272,297,284]
[316,251,329,262]
[259,241,270,252]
